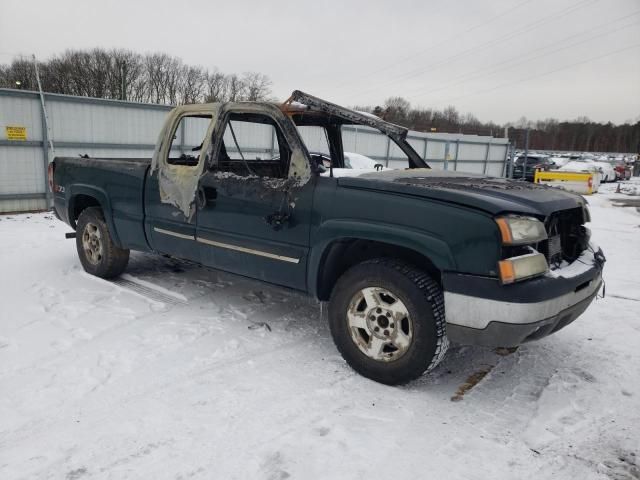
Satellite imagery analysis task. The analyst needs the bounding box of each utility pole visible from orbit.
[33,54,55,207]
[121,64,126,101]
[522,127,529,180]
[33,55,54,161]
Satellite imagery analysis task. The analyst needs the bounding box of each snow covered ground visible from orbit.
[1,181,639,480]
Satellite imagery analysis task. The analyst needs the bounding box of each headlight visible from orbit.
[495,215,547,245]
[498,252,548,284]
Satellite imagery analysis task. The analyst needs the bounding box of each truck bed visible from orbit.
[53,157,152,251]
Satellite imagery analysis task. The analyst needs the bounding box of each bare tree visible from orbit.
[3,48,635,153]
[0,49,276,107]
[383,96,411,123]
[514,116,533,129]
[179,65,206,104]
[107,49,144,101]
[165,57,183,105]
[242,72,272,101]
[145,53,172,104]
[205,71,228,102]
[442,105,460,126]
[226,74,246,102]
[4,57,37,90]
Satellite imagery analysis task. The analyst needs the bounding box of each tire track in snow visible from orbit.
[0,277,326,456]
[0,275,170,380]
[446,337,619,465]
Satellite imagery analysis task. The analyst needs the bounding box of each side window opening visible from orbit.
[167,115,212,167]
[296,125,333,170]
[215,113,291,179]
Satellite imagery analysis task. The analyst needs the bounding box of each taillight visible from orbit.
[48,162,55,192]
[588,177,593,188]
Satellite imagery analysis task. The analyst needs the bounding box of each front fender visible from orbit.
[307,219,456,297]
[67,184,122,247]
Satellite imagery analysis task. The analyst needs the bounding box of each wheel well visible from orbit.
[71,194,102,226]
[316,238,442,301]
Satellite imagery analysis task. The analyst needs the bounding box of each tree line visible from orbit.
[507,118,640,154]
[0,48,273,104]
[1,49,638,153]
[358,97,640,154]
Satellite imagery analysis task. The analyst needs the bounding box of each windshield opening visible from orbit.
[291,115,427,171]
[283,90,428,171]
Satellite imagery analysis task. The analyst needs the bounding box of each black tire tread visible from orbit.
[76,207,129,279]
[361,258,449,373]
[328,257,448,385]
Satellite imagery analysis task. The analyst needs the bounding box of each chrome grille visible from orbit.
[544,207,588,267]
[547,234,562,266]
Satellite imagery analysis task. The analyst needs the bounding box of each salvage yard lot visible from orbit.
[1,181,639,480]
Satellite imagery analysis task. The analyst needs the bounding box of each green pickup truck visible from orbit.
[50,91,605,385]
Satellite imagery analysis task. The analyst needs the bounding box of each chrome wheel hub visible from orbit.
[346,287,413,362]
[82,222,103,265]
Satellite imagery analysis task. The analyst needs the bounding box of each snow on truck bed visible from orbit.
[1,181,640,480]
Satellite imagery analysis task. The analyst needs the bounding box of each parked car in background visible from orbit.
[344,152,387,170]
[588,159,616,182]
[307,151,389,172]
[609,159,632,180]
[512,154,553,182]
[549,156,571,169]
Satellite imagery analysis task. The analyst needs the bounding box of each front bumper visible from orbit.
[443,247,604,347]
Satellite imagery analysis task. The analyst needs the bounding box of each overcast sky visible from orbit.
[1,0,639,124]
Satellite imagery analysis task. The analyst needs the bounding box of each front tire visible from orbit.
[76,207,129,278]
[328,258,448,385]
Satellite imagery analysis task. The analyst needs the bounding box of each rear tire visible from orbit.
[76,207,129,279]
[328,258,448,385]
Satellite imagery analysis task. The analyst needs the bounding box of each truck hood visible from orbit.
[337,168,586,216]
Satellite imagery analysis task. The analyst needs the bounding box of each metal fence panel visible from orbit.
[182,116,211,148]
[297,126,330,154]
[486,161,506,177]
[0,88,511,213]
[0,95,44,141]
[426,141,447,164]
[47,99,169,145]
[0,92,48,212]
[0,145,46,193]
[342,126,390,160]
[53,147,156,158]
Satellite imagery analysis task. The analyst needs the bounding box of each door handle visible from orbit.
[197,186,217,209]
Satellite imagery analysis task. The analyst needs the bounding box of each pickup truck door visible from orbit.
[144,109,216,261]
[195,105,314,290]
